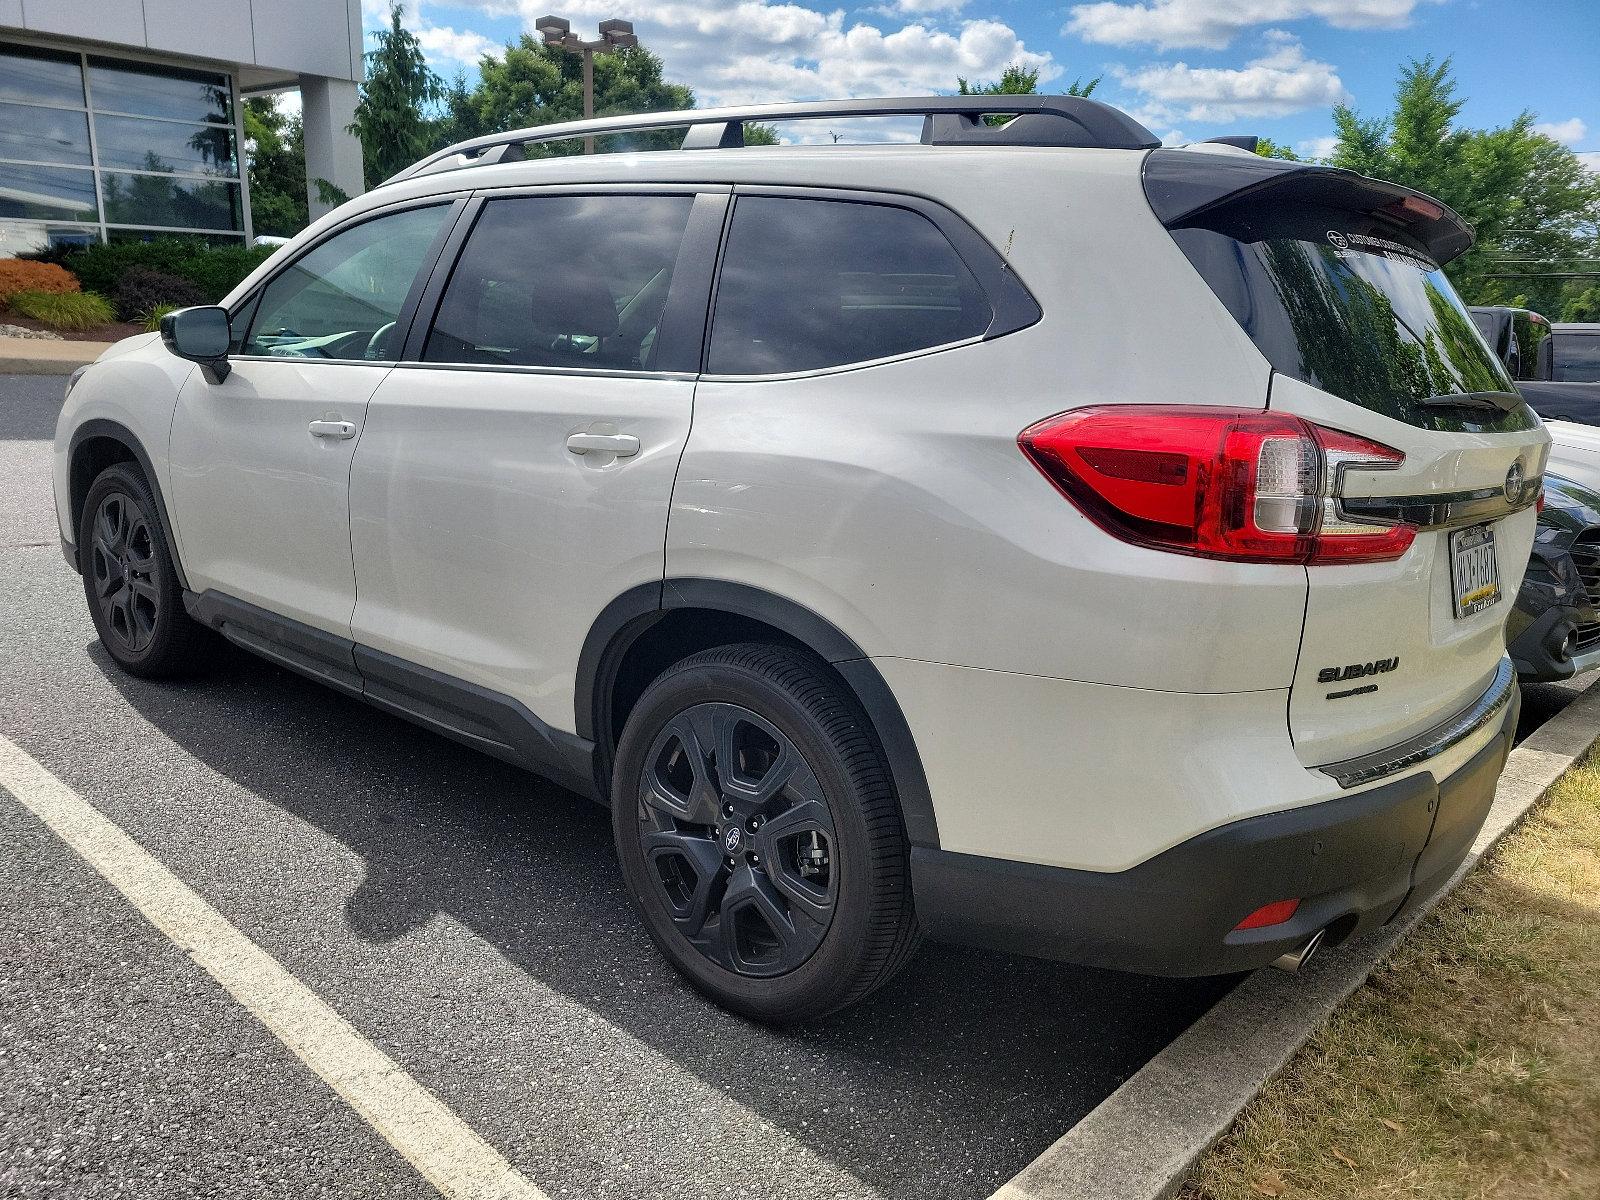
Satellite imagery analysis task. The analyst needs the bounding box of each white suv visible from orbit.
[54,97,1548,1022]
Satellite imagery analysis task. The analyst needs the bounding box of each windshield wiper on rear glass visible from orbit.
[1417,390,1522,413]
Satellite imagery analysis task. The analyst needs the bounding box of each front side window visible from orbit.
[424,193,695,371]
[706,195,992,376]
[244,204,451,360]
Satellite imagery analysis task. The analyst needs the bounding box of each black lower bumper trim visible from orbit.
[912,687,1518,976]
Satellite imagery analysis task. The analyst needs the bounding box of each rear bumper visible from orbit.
[912,683,1517,976]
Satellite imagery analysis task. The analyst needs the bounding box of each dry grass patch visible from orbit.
[1182,756,1600,1200]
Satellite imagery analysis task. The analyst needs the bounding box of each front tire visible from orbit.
[612,643,920,1023]
[78,463,210,678]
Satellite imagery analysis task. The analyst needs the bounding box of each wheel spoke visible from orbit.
[720,865,827,973]
[642,827,725,937]
[721,734,799,809]
[643,709,722,826]
[129,576,159,604]
[753,798,836,924]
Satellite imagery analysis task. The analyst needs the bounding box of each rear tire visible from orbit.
[612,643,920,1024]
[78,462,210,678]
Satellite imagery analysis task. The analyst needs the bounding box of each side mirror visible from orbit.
[159,306,232,383]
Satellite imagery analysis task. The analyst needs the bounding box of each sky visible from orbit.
[354,0,1600,164]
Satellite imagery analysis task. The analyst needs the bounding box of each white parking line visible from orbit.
[0,734,548,1200]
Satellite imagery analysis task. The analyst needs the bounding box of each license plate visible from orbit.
[1450,523,1501,620]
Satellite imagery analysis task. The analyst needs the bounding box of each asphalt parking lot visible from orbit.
[4,372,1592,1200]
[0,372,1237,1199]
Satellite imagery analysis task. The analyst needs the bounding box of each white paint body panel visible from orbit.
[1268,376,1547,765]
[1545,419,1600,493]
[168,358,387,635]
[347,365,692,733]
[52,334,191,551]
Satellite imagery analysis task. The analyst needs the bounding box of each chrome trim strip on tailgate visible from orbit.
[1318,658,1516,789]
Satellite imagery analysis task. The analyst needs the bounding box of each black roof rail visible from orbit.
[1202,135,1259,152]
[388,95,1160,184]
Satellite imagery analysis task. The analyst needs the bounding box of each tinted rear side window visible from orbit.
[424,193,694,372]
[707,196,992,376]
[1556,332,1600,383]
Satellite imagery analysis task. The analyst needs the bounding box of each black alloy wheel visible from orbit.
[88,489,161,656]
[78,462,210,677]
[612,643,920,1023]
[639,701,838,977]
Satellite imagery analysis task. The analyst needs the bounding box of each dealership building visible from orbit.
[0,0,366,255]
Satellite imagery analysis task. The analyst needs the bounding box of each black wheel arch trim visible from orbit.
[576,578,940,848]
[67,419,189,590]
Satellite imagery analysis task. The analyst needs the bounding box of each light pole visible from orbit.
[535,15,639,154]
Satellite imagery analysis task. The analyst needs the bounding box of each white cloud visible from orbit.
[1115,31,1347,122]
[448,1,1055,106]
[415,24,498,67]
[1533,117,1588,145]
[874,0,970,13]
[1580,152,1600,175]
[1298,134,1338,159]
[1066,0,1437,51]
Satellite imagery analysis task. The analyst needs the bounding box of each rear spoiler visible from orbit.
[1142,148,1475,266]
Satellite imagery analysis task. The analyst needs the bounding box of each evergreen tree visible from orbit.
[351,2,444,186]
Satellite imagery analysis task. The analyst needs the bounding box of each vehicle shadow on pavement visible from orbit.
[95,642,1236,1199]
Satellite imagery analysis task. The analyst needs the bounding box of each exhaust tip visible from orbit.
[1271,927,1325,974]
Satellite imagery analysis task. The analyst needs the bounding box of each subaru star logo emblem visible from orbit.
[1504,460,1524,503]
[1327,230,1350,250]
[723,825,744,854]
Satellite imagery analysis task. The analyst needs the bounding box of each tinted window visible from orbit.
[244,204,450,360]
[425,194,694,371]
[707,196,992,375]
[0,43,84,108]
[0,101,91,165]
[0,163,98,221]
[1555,332,1600,383]
[95,113,236,176]
[1171,211,1532,433]
[87,58,231,124]
[101,173,239,230]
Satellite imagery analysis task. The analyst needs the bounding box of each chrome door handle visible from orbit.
[566,433,640,457]
[309,420,356,440]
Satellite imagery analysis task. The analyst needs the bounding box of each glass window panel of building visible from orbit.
[0,41,244,254]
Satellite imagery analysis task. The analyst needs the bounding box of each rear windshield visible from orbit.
[1170,209,1533,433]
[1555,332,1600,383]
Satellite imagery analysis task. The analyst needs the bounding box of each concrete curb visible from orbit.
[990,674,1600,1200]
[0,337,112,375]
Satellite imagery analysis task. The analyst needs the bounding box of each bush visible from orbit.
[112,267,207,322]
[26,239,275,305]
[142,303,181,333]
[0,259,80,305]
[8,289,116,330]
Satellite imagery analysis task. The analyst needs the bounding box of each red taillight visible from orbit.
[1234,898,1301,930]
[1018,405,1415,565]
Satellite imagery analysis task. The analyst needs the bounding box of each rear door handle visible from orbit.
[566,433,640,457]
[309,420,356,440]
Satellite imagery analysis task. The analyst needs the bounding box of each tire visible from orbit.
[78,462,211,678]
[612,643,920,1023]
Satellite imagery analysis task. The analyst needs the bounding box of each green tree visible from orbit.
[1254,137,1301,161]
[351,2,444,186]
[244,96,308,237]
[439,36,691,154]
[957,63,1099,99]
[1326,56,1596,303]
